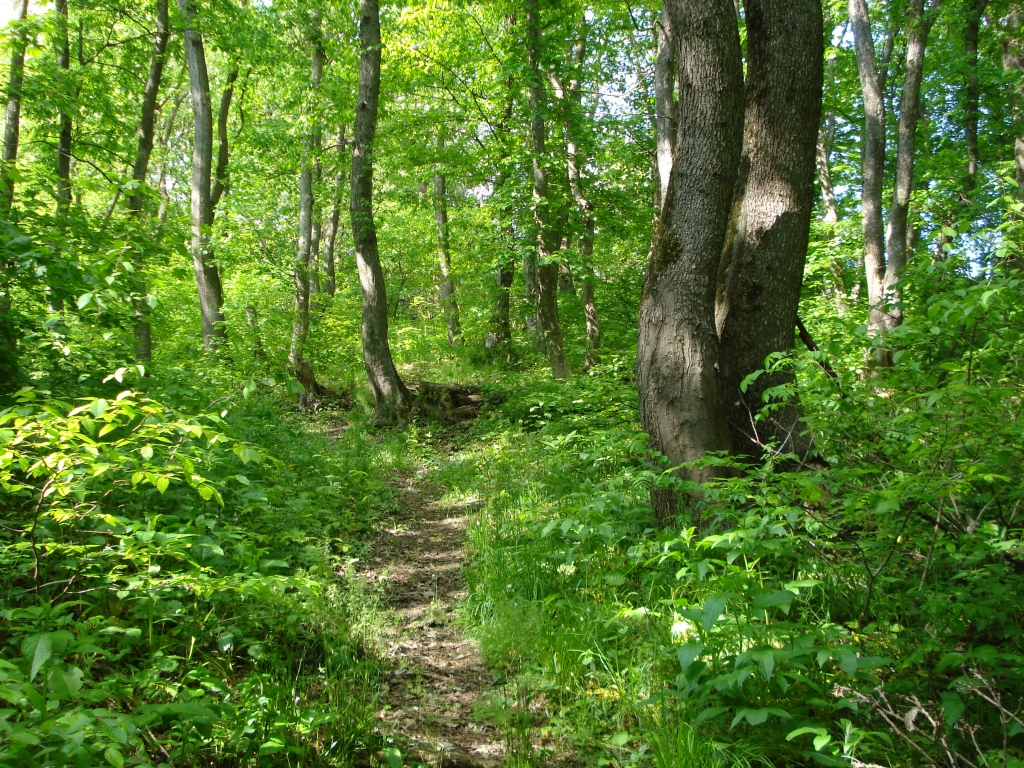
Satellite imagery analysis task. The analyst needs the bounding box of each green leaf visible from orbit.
[940,692,965,728]
[694,706,728,725]
[23,634,52,682]
[383,746,403,768]
[701,594,726,632]
[76,293,93,309]
[140,445,154,460]
[46,664,84,697]
[155,476,169,493]
[89,399,109,418]
[813,734,832,751]
[752,590,797,610]
[609,731,629,747]
[836,647,858,677]
[677,643,703,671]
[787,726,828,742]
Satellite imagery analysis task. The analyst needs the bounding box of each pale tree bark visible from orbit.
[816,26,848,314]
[1005,7,1024,194]
[289,22,326,407]
[882,0,937,330]
[526,0,569,379]
[322,128,345,297]
[177,0,225,349]
[0,0,30,392]
[849,0,889,343]
[309,154,323,295]
[654,5,676,211]
[638,0,744,510]
[433,134,461,345]
[128,0,170,363]
[351,0,409,416]
[716,0,823,460]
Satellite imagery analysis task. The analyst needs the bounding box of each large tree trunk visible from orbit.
[0,0,30,393]
[177,0,226,349]
[882,0,935,330]
[128,0,170,363]
[526,0,569,379]
[290,25,326,406]
[638,0,745,510]
[433,136,461,345]
[654,5,676,211]
[351,0,409,417]
[716,0,823,460]
[849,0,889,346]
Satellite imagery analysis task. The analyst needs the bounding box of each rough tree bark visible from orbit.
[0,0,30,392]
[210,68,237,214]
[178,0,226,349]
[322,129,345,297]
[289,21,326,406]
[526,0,569,379]
[716,0,823,459]
[638,0,745,508]
[351,0,410,416]
[128,0,170,363]
[433,135,461,345]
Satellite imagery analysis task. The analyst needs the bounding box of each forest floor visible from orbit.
[359,465,502,767]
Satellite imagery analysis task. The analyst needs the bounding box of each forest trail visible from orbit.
[357,463,505,768]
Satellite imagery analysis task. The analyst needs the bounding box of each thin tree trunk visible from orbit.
[128,0,170,363]
[562,26,601,368]
[816,122,839,224]
[290,24,326,406]
[849,0,889,345]
[526,0,569,379]
[177,0,226,349]
[964,0,987,193]
[882,0,936,331]
[434,135,461,345]
[310,155,323,296]
[322,128,345,297]
[0,0,28,219]
[654,5,676,211]
[0,0,30,392]
[351,0,409,417]
[55,0,72,222]
[210,68,238,215]
[715,0,823,460]
[638,0,744,515]
[1005,7,1024,195]
[156,92,185,225]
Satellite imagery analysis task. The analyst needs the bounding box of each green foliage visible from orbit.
[0,384,394,766]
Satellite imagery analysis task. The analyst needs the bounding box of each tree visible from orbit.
[289,15,327,406]
[0,0,30,393]
[178,0,226,349]
[128,0,171,362]
[433,134,461,345]
[351,0,409,417]
[638,0,822,518]
[850,0,938,357]
[525,0,569,379]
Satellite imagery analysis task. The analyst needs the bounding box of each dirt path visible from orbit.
[357,465,505,768]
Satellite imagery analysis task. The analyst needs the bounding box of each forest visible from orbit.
[0,0,1022,765]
